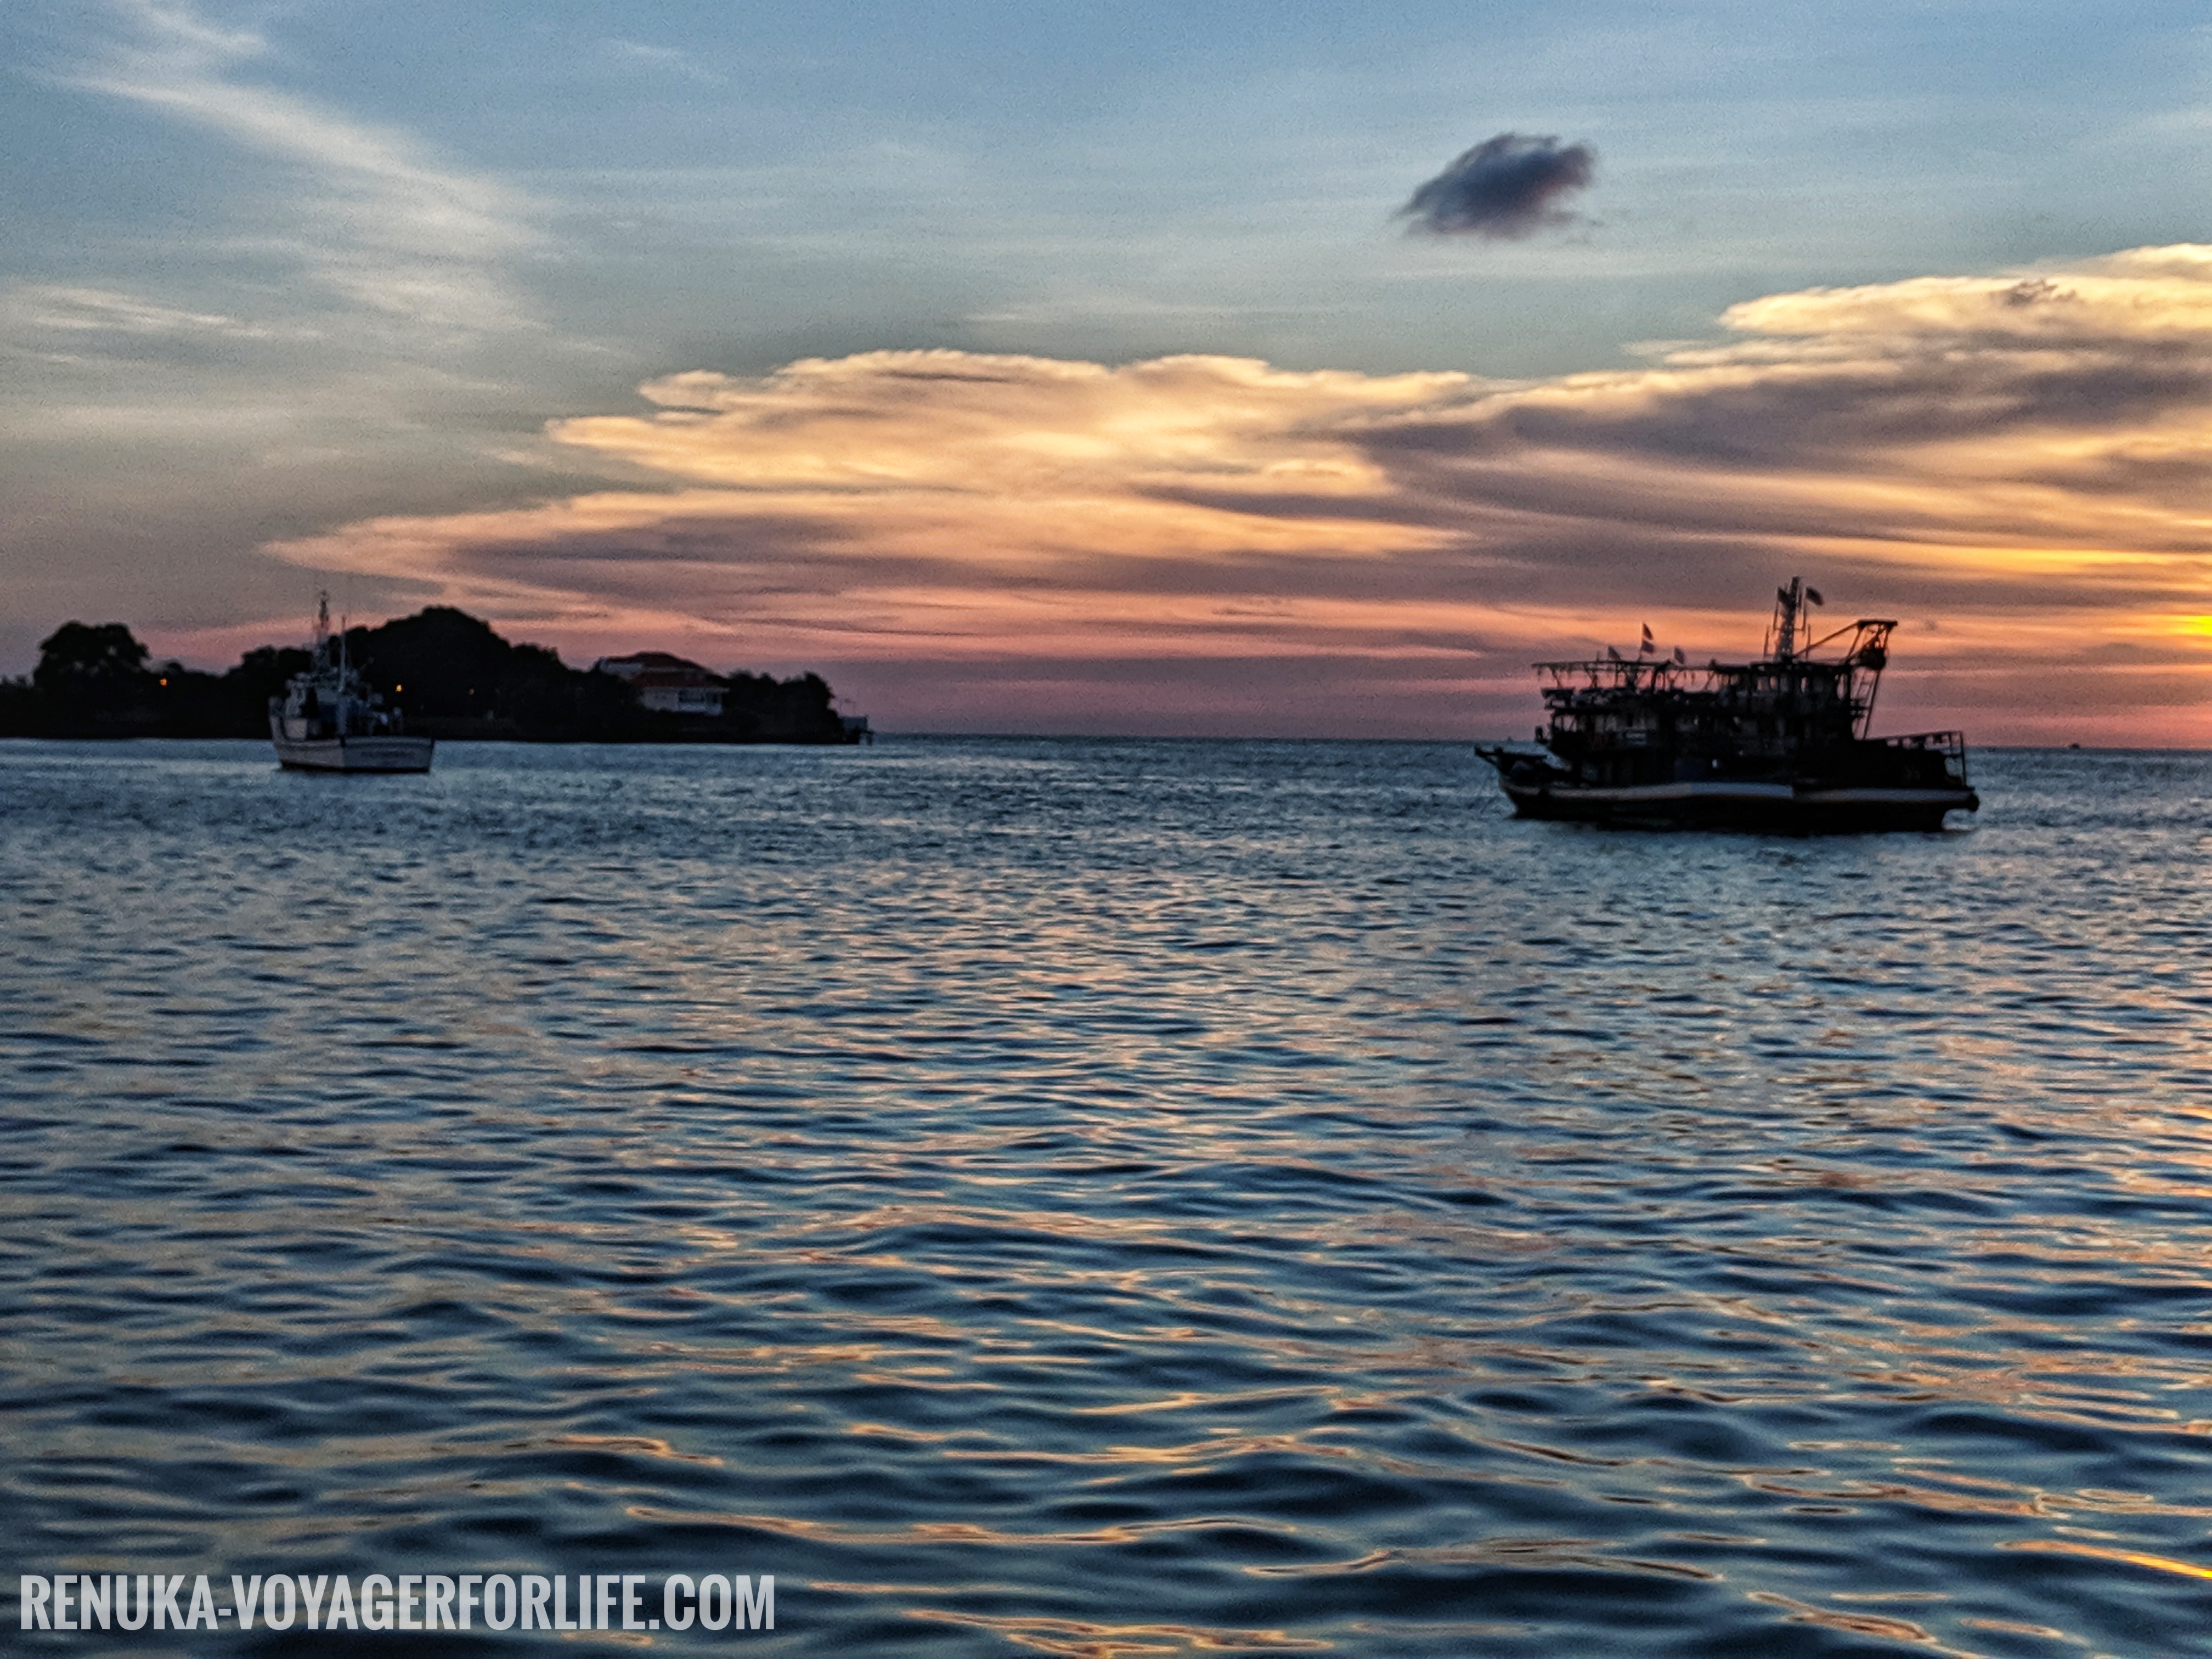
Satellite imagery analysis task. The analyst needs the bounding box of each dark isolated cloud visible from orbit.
[1399,133,1596,239]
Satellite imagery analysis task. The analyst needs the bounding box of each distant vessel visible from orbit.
[268,596,434,773]
[1475,579,1977,832]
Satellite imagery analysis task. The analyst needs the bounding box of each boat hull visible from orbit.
[1499,776,1976,832]
[272,733,435,773]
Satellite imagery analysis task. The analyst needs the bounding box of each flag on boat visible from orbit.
[1639,624,1654,653]
[1673,646,1687,665]
[1806,587,1824,605]
[1606,645,1624,661]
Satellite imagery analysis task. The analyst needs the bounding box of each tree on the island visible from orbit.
[224,645,314,709]
[33,622,154,714]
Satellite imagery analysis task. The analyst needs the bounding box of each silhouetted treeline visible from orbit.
[0,609,857,744]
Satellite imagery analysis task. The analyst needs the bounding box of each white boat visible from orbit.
[269,596,435,773]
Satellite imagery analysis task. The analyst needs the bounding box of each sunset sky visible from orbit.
[7,1,2211,741]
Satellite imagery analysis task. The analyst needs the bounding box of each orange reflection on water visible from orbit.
[1740,1474,2043,1520]
[2003,1538,2212,1580]
[1240,1538,1719,1583]
[543,1432,721,1466]
[1744,1592,1955,1652]
[902,1606,1328,1656]
[1739,1467,2212,1525]
[848,1420,954,1444]
[625,1505,1302,1551]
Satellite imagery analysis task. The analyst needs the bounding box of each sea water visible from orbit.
[2,737,2207,1656]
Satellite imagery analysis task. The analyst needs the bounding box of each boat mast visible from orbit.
[1769,578,1803,663]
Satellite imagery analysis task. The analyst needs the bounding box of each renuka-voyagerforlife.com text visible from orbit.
[19,1570,774,1634]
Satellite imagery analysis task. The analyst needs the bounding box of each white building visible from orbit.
[592,651,727,716]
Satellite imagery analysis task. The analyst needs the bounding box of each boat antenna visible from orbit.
[1773,579,1798,662]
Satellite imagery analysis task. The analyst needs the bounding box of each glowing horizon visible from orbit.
[202,254,2212,744]
[7,3,2210,744]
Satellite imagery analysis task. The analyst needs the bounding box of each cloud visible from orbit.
[266,249,2212,742]
[597,38,723,84]
[272,353,1481,675]
[552,352,1472,497]
[3,285,291,340]
[1398,133,1596,240]
[67,0,538,332]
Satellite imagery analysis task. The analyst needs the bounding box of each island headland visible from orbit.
[0,607,864,744]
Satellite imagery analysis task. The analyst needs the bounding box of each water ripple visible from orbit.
[2,738,2208,1654]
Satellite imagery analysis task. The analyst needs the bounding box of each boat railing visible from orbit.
[1538,659,1721,693]
[1872,730,1970,782]
[1873,729,1964,754]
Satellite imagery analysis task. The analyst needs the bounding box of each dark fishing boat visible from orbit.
[1475,579,1977,832]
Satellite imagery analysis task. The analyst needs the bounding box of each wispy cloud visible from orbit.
[268,249,2212,741]
[597,37,723,85]
[1398,133,1596,240]
[69,0,538,332]
[2,284,295,340]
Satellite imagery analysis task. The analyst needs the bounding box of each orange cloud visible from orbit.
[560,352,1470,496]
[270,254,2212,740]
